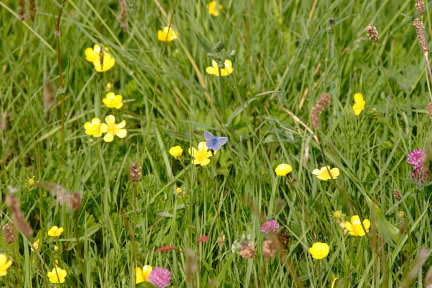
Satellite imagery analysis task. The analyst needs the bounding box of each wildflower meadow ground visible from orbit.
[1,0,432,287]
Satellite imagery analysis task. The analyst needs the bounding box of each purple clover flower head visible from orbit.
[407,149,425,170]
[260,220,280,233]
[148,267,171,288]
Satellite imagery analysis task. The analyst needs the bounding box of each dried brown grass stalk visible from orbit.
[43,79,56,111]
[118,0,129,31]
[35,182,81,210]
[29,0,36,20]
[6,195,34,237]
[18,0,25,20]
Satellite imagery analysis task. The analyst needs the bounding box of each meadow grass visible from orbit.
[1,0,432,287]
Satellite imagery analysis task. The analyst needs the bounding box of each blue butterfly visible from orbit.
[204,131,228,151]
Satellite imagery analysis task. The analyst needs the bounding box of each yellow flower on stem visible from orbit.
[207,1,222,16]
[342,215,370,237]
[101,115,127,142]
[136,265,152,284]
[27,176,36,186]
[352,93,365,116]
[84,44,115,72]
[308,242,330,260]
[312,166,340,181]
[332,210,344,219]
[32,239,40,250]
[84,118,103,137]
[206,59,233,77]
[157,26,178,42]
[47,266,67,283]
[275,164,292,176]
[48,226,64,238]
[102,92,123,109]
[0,254,12,277]
[169,146,183,158]
[188,142,213,166]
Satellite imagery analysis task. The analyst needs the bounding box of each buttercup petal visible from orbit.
[105,115,116,126]
[104,133,114,142]
[117,120,126,129]
[116,129,127,138]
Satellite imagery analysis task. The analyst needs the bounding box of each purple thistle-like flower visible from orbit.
[260,220,280,233]
[148,267,171,288]
[407,149,425,170]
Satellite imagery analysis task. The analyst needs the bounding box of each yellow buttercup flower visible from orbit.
[308,242,329,260]
[106,82,113,91]
[136,265,152,284]
[342,215,370,237]
[176,187,182,194]
[312,166,340,181]
[47,267,67,283]
[188,142,213,166]
[101,115,127,142]
[48,226,64,238]
[157,26,178,42]
[0,254,12,277]
[103,92,123,109]
[352,93,365,116]
[332,210,344,219]
[84,44,115,72]
[275,164,292,176]
[169,146,183,159]
[27,176,36,186]
[84,118,103,137]
[32,239,40,250]
[207,1,222,16]
[206,59,233,77]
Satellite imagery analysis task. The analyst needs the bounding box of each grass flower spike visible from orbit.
[342,215,370,236]
[84,44,115,72]
[103,92,123,109]
[48,226,64,237]
[312,166,339,181]
[148,267,171,288]
[275,164,292,176]
[84,118,103,137]
[188,142,213,166]
[352,93,365,116]
[47,267,67,283]
[0,254,12,276]
[207,1,222,16]
[101,115,127,142]
[206,60,233,77]
[158,26,178,42]
[308,242,330,260]
[169,146,183,158]
[136,265,152,284]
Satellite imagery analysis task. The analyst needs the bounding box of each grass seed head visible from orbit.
[413,18,428,54]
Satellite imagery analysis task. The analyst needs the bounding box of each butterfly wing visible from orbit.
[211,137,228,151]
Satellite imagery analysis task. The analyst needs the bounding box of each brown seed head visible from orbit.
[262,239,277,258]
[413,18,429,54]
[427,103,432,120]
[393,189,401,201]
[43,80,57,111]
[29,0,36,21]
[6,195,34,237]
[367,25,378,42]
[416,0,425,16]
[239,242,256,259]
[2,224,17,244]
[310,93,331,129]
[68,192,82,211]
[129,163,142,182]
[118,0,129,31]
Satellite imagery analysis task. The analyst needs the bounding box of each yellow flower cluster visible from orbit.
[84,115,127,142]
